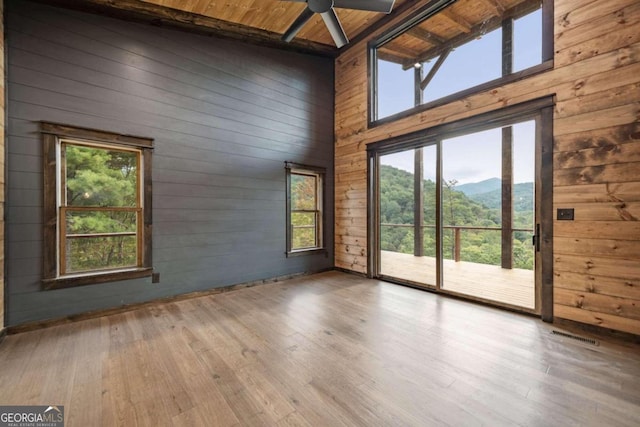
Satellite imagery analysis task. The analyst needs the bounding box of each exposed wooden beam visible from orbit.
[419,48,451,90]
[377,50,409,65]
[401,0,541,69]
[406,26,445,46]
[30,0,337,57]
[380,43,420,59]
[439,9,472,33]
[478,0,506,16]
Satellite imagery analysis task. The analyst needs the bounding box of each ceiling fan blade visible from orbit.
[282,7,316,42]
[333,0,395,13]
[320,8,349,48]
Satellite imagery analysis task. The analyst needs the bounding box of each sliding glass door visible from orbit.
[370,104,551,314]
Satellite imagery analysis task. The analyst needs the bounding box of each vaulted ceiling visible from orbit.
[140,0,408,47]
[38,0,539,60]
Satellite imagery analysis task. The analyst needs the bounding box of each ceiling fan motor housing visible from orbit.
[308,0,334,13]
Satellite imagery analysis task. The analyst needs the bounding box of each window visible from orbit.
[370,0,552,124]
[285,162,325,256]
[42,122,153,289]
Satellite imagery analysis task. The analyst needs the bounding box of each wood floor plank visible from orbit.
[1,271,639,426]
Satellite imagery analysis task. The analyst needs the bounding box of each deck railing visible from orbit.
[380,223,534,262]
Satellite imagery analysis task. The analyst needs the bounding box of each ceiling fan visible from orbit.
[281,0,396,48]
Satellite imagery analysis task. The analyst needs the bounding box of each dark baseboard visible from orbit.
[7,270,329,335]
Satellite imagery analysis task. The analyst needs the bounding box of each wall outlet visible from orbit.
[152,272,160,283]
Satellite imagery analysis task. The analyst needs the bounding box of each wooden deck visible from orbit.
[381,250,535,310]
[1,271,639,426]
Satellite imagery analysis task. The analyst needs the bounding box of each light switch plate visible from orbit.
[557,208,574,220]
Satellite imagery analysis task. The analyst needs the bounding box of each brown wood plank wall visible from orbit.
[334,0,640,334]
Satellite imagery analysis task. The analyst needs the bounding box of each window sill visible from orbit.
[43,267,153,290]
[286,248,327,258]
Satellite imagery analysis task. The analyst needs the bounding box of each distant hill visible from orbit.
[455,178,501,195]
[466,182,534,212]
[378,165,534,268]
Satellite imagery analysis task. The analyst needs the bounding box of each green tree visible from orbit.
[64,144,139,272]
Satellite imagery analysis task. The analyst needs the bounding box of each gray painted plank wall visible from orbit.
[6,0,335,326]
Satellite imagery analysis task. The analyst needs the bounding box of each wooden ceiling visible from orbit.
[136,0,409,48]
[36,0,539,58]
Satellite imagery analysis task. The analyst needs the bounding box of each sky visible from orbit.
[376,9,542,185]
[380,121,535,184]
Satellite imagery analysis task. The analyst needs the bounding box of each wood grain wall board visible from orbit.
[555,23,640,68]
[553,270,640,301]
[555,288,640,321]
[556,103,639,136]
[554,121,640,153]
[554,161,640,186]
[555,83,640,120]
[554,304,640,335]
[5,0,335,326]
[558,136,636,173]
[554,221,640,241]
[554,0,640,52]
[554,0,635,28]
[553,182,640,204]
[554,236,640,260]
[554,254,640,280]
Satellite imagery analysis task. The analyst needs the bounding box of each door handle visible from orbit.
[532,224,541,252]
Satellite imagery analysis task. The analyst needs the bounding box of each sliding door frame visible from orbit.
[367,97,554,320]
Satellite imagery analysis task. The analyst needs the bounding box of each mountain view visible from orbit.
[380,165,535,269]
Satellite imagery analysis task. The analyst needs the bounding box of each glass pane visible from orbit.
[66,235,137,273]
[377,59,414,119]
[65,143,138,207]
[292,212,316,227]
[291,174,317,210]
[441,124,535,309]
[514,9,543,72]
[292,212,316,249]
[421,145,437,265]
[513,121,536,272]
[379,150,414,252]
[379,147,437,286]
[422,28,502,104]
[373,0,544,120]
[66,210,137,235]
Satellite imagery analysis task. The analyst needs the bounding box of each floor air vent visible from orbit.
[551,330,599,346]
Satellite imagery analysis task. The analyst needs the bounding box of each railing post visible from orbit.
[454,227,461,262]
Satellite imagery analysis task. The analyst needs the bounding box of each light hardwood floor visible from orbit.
[1,271,639,426]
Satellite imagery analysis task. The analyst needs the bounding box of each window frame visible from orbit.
[41,122,154,289]
[368,0,554,127]
[285,162,326,257]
